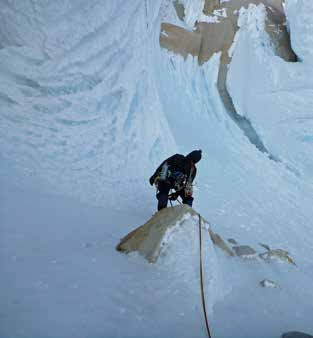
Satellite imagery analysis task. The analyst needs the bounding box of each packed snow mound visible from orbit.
[285,0,313,63]
[116,205,207,263]
[117,203,225,324]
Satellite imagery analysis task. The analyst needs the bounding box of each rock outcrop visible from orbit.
[282,332,313,338]
[160,0,296,65]
[259,244,296,265]
[116,205,204,263]
[203,0,221,16]
[232,245,257,258]
[259,279,280,288]
[208,228,235,256]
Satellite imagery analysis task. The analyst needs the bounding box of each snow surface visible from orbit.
[1,1,313,338]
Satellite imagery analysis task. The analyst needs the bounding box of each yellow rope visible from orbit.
[198,214,212,338]
[166,202,213,337]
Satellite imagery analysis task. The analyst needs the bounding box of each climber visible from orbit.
[149,150,202,211]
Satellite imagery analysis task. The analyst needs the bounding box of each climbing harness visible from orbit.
[172,171,187,191]
[168,189,177,207]
[198,214,212,338]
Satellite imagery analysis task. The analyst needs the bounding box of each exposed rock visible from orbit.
[259,279,280,288]
[232,245,257,258]
[208,229,235,256]
[228,238,238,245]
[265,5,297,62]
[259,248,296,265]
[116,205,202,263]
[259,243,271,251]
[281,332,313,338]
[160,0,296,65]
[173,0,185,21]
[258,244,296,265]
[203,0,221,16]
[160,23,201,59]
[196,18,236,64]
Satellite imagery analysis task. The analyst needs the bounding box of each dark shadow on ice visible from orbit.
[217,63,300,176]
[217,63,268,154]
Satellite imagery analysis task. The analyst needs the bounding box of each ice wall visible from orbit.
[0,0,176,207]
[227,4,313,179]
[285,0,313,63]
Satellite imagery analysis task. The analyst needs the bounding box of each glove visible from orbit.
[149,175,155,186]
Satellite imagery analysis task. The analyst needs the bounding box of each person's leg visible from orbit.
[156,180,171,210]
[179,189,194,207]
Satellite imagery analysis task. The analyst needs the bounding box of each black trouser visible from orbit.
[156,180,193,211]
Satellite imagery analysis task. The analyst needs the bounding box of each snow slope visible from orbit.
[1,179,222,338]
[1,1,313,337]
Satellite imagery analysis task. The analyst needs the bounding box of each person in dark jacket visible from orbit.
[149,150,202,211]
